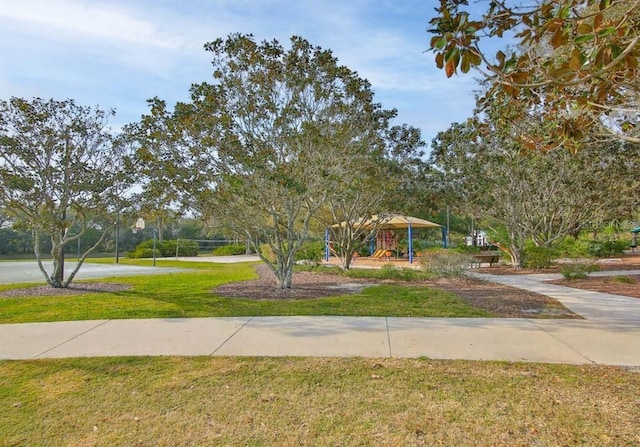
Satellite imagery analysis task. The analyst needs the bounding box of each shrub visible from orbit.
[127,239,199,258]
[295,240,325,265]
[213,243,246,256]
[560,262,600,280]
[258,243,276,263]
[164,240,199,256]
[587,240,628,258]
[126,247,156,259]
[421,250,472,278]
[556,238,592,258]
[523,246,556,269]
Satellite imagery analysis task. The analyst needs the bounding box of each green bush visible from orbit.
[556,238,592,258]
[167,240,199,256]
[213,243,246,256]
[587,240,628,258]
[560,262,600,280]
[127,247,156,259]
[421,250,472,278]
[258,243,276,263]
[523,246,556,269]
[295,240,325,265]
[127,239,199,258]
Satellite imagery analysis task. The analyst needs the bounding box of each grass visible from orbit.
[1,357,638,446]
[0,259,488,323]
[614,275,637,284]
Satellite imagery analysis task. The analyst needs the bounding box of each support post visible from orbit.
[324,228,330,262]
[408,223,413,264]
[153,229,157,267]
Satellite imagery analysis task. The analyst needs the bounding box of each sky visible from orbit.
[0,0,488,147]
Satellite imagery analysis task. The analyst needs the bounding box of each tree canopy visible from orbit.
[0,97,133,287]
[429,0,640,146]
[130,34,428,287]
[430,96,639,267]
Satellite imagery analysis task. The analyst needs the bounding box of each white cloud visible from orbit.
[0,0,483,143]
[0,0,180,49]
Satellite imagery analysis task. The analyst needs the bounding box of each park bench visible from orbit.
[469,251,501,267]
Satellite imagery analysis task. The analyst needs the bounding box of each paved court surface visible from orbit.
[0,261,188,285]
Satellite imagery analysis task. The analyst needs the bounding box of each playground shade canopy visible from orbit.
[372,214,441,229]
[330,214,441,230]
[631,226,640,234]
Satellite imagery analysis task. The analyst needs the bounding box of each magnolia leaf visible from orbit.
[597,27,617,37]
[496,50,506,69]
[445,59,456,77]
[575,34,595,44]
[551,27,567,49]
[468,48,482,66]
[594,14,603,31]
[610,44,623,59]
[444,47,459,63]
[550,67,576,81]
[577,23,593,35]
[599,0,610,11]
[575,95,589,107]
[461,52,471,73]
[510,71,529,84]
[569,49,582,70]
[504,57,517,73]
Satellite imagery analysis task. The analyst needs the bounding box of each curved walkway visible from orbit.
[1,270,639,366]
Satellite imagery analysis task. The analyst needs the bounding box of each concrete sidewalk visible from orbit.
[470,269,640,322]
[1,316,639,366]
[1,270,639,366]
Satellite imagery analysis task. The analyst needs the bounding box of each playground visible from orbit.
[326,214,444,264]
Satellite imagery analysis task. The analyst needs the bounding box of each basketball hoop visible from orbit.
[133,217,145,234]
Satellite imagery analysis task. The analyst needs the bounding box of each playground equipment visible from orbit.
[326,214,441,264]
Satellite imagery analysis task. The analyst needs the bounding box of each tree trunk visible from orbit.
[341,251,354,271]
[50,234,65,288]
[509,246,523,269]
[274,259,294,289]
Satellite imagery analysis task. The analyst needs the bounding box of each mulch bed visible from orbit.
[0,282,131,298]
[214,264,376,300]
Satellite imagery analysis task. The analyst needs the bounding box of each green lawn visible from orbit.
[1,357,638,446]
[0,259,489,323]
